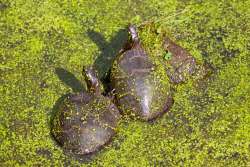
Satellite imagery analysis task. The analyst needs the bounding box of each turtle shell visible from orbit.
[51,92,120,157]
[111,43,173,121]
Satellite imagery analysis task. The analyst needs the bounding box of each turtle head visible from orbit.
[128,24,140,44]
[163,36,173,51]
[82,66,101,94]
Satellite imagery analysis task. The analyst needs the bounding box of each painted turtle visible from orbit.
[111,25,173,121]
[136,22,200,84]
[51,66,121,157]
[163,36,197,84]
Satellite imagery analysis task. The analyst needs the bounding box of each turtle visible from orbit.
[51,66,121,157]
[162,36,213,85]
[110,25,174,121]
[131,22,208,85]
[163,36,198,84]
[135,22,200,84]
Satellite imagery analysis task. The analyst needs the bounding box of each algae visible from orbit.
[1,0,250,166]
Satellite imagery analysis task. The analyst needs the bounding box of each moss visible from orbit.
[137,23,166,61]
[1,0,250,166]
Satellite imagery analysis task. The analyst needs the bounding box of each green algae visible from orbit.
[137,22,166,60]
[1,0,250,166]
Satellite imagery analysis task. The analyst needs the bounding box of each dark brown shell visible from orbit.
[111,43,173,121]
[51,92,120,157]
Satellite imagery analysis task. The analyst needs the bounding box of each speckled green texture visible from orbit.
[137,23,167,61]
[1,0,250,166]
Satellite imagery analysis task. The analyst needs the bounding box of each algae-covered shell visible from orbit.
[51,67,120,157]
[111,25,173,121]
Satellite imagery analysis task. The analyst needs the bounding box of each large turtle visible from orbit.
[51,66,121,157]
[111,25,174,121]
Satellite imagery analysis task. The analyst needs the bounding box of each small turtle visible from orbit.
[111,25,173,121]
[136,22,199,84]
[163,36,197,84]
[51,66,121,157]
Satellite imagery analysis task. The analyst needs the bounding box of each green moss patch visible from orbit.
[137,23,167,61]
